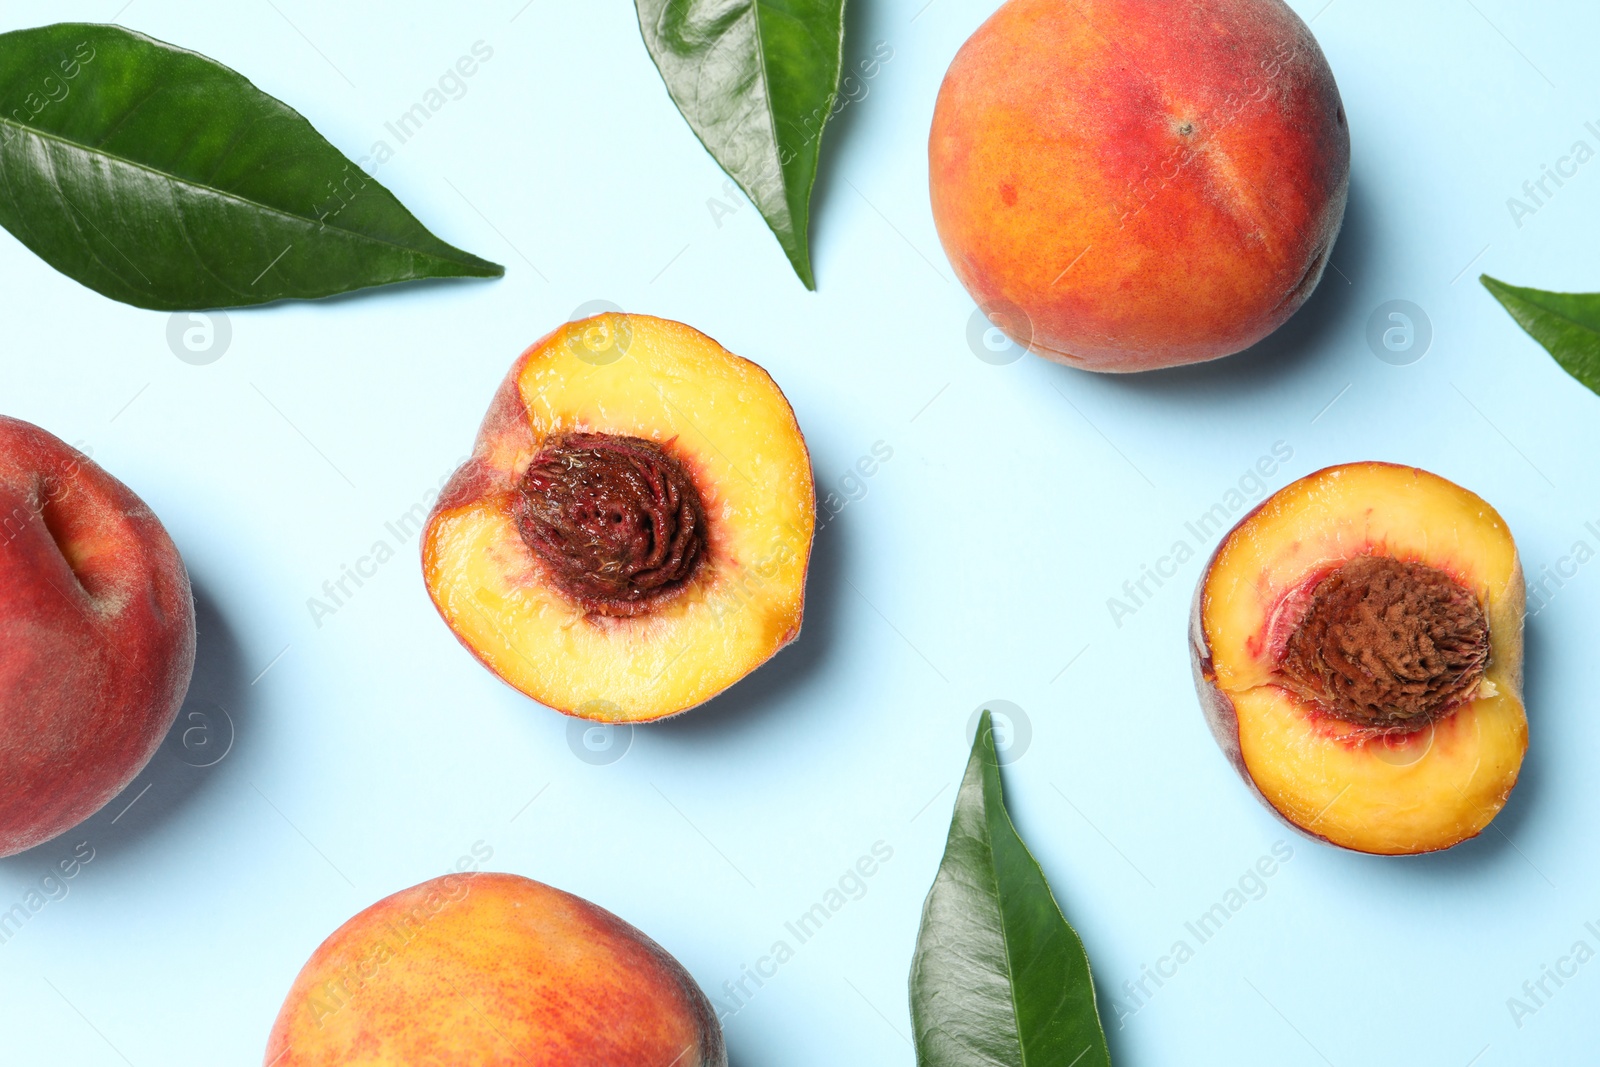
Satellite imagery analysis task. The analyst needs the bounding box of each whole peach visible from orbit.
[264,873,726,1066]
[930,0,1351,372]
[0,415,195,856]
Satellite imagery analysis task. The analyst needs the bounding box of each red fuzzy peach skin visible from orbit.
[264,873,726,1066]
[930,0,1351,372]
[0,415,195,856]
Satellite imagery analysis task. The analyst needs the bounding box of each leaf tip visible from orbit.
[971,707,998,766]
[451,252,506,279]
[787,253,817,291]
[1479,274,1521,315]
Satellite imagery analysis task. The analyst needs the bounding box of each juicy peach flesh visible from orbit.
[1192,463,1526,855]
[262,873,726,1066]
[422,315,814,722]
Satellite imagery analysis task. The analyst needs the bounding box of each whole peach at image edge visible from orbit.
[263,872,727,1066]
[0,414,195,857]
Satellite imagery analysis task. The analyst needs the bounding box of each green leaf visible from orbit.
[0,23,502,310]
[635,0,844,290]
[910,711,1113,1067]
[1482,275,1600,396]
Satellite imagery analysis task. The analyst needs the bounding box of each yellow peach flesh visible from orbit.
[1228,685,1526,855]
[1196,463,1526,854]
[423,315,813,722]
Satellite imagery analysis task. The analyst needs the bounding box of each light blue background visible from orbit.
[1,0,1595,1063]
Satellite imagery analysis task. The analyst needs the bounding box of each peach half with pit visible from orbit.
[1191,462,1526,855]
[422,314,814,722]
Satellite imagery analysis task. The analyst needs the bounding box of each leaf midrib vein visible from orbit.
[0,113,466,265]
[40,139,139,293]
[747,0,791,224]
[981,795,1033,1067]
[166,174,255,300]
[1507,290,1600,342]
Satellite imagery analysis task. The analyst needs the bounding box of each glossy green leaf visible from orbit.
[0,23,502,310]
[910,711,1112,1067]
[1483,275,1600,396]
[635,0,844,289]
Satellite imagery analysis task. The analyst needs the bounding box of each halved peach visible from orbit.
[1191,462,1526,855]
[422,314,814,722]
